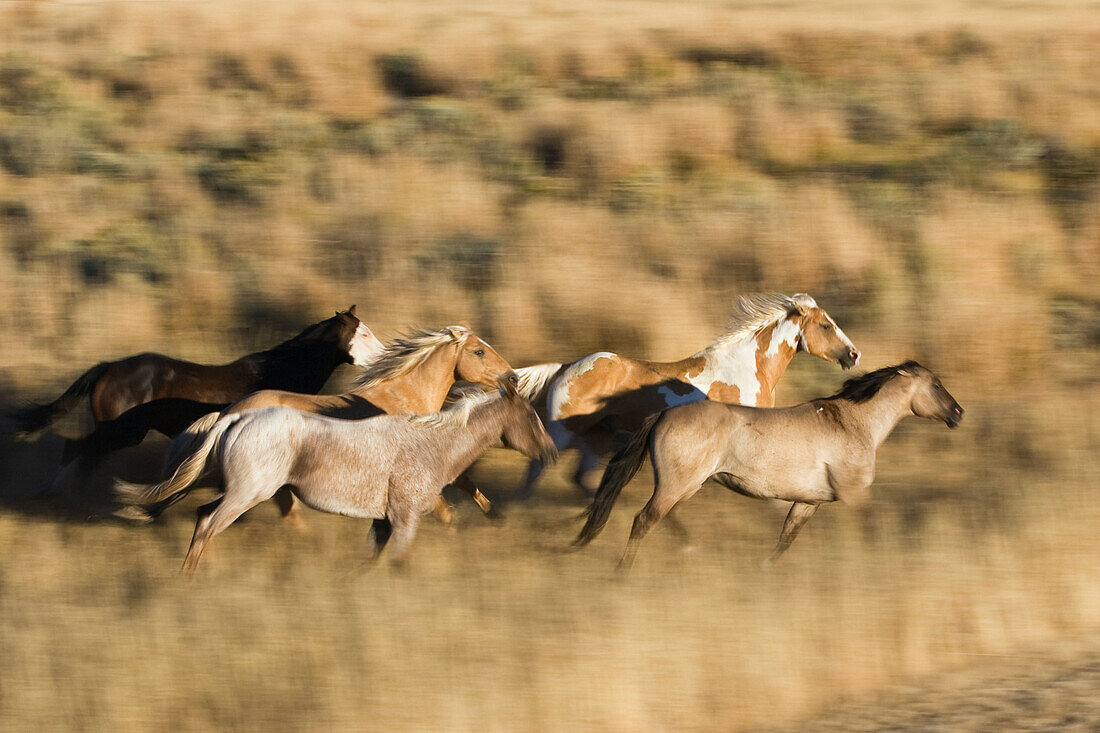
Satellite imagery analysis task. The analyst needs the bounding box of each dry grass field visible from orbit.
[1,0,1098,730]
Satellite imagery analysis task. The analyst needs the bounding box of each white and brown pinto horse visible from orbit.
[116,379,556,572]
[517,293,860,497]
[575,362,963,569]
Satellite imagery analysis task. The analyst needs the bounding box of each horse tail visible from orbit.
[574,412,662,547]
[160,409,224,478]
[10,362,111,435]
[514,363,563,402]
[114,411,242,513]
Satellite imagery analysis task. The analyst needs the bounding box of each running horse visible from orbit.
[575,362,963,569]
[28,308,382,491]
[516,293,860,497]
[123,325,516,525]
[12,306,380,435]
[116,378,556,573]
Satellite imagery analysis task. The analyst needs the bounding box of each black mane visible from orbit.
[823,360,922,403]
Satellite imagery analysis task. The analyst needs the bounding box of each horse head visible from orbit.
[451,327,518,389]
[497,376,557,465]
[791,295,860,370]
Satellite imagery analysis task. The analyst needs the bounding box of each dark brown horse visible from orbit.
[17,307,381,487]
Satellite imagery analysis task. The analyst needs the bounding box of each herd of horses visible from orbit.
[10,293,963,572]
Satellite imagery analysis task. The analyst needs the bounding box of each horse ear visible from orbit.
[498,375,519,398]
[789,293,817,315]
[348,304,357,315]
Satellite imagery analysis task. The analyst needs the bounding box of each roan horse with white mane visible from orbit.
[116,379,557,572]
[516,293,860,497]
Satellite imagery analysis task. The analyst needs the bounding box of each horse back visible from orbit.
[552,353,696,424]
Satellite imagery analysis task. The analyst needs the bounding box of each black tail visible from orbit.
[10,362,110,435]
[575,412,662,547]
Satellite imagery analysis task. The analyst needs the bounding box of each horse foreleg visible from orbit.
[274,487,308,531]
[516,459,545,501]
[453,472,500,520]
[767,502,819,565]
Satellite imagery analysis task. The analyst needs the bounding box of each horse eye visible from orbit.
[822,323,833,331]
[473,348,485,358]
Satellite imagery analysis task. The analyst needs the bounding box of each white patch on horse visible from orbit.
[766,318,802,357]
[686,339,764,406]
[348,323,384,367]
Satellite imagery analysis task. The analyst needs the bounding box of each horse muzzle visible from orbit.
[836,347,860,370]
[945,404,964,428]
[540,445,559,465]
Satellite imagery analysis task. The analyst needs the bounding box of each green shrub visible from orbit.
[374,51,451,98]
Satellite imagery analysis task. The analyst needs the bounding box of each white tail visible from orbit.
[514,363,563,401]
[114,412,243,510]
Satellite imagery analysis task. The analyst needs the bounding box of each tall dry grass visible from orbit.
[0,0,1098,729]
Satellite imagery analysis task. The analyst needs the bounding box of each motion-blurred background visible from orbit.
[0,1,1097,730]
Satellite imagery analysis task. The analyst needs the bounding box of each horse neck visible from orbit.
[433,399,508,478]
[843,382,915,448]
[669,317,801,406]
[353,342,458,413]
[248,337,343,392]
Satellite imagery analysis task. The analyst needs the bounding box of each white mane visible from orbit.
[706,293,817,351]
[354,326,470,390]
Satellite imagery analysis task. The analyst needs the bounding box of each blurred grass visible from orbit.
[0,0,1098,729]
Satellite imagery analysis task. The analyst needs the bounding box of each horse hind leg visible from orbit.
[180,492,266,574]
[382,513,421,569]
[618,471,703,571]
[274,487,308,531]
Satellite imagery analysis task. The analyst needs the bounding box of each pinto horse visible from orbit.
[516,293,860,497]
[116,379,556,573]
[13,306,381,435]
[125,325,516,525]
[575,362,963,569]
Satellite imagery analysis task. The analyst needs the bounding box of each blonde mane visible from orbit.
[409,389,500,429]
[354,326,470,390]
[706,293,817,351]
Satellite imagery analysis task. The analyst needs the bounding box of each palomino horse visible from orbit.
[116,379,557,572]
[575,362,963,569]
[127,326,516,524]
[12,306,381,434]
[516,293,860,497]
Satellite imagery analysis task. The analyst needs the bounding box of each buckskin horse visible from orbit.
[515,293,861,498]
[116,378,556,573]
[575,362,963,569]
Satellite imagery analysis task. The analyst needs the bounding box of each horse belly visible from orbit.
[292,475,386,519]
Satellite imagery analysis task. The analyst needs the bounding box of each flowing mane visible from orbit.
[354,326,470,390]
[705,293,817,351]
[823,360,922,403]
[410,389,499,429]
